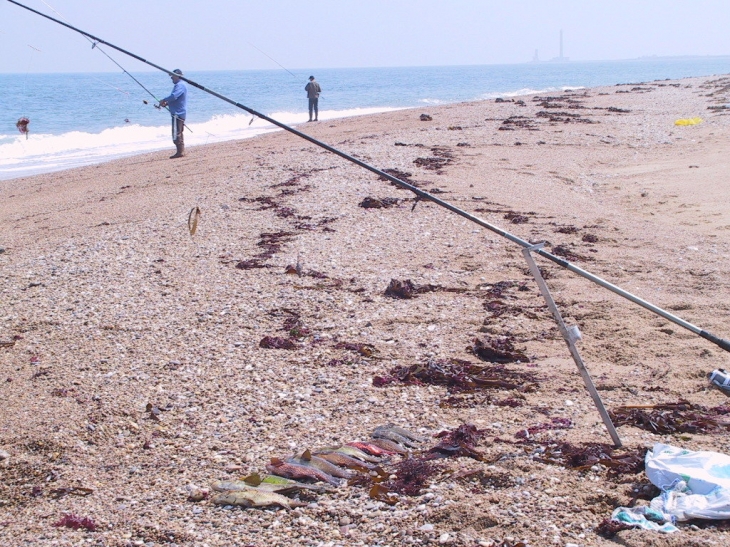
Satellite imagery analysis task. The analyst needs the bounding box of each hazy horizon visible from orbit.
[1,0,728,75]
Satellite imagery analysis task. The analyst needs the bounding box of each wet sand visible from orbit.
[2,74,730,546]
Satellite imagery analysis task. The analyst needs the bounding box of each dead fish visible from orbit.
[313,451,378,471]
[287,449,354,479]
[382,424,426,443]
[372,425,422,448]
[347,441,397,457]
[211,478,330,494]
[259,474,334,493]
[316,445,382,463]
[266,457,342,486]
[211,489,305,510]
[369,437,409,454]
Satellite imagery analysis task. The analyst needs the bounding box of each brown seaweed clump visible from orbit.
[427,423,488,461]
[373,358,538,392]
[384,279,465,299]
[259,336,299,350]
[359,197,399,209]
[536,442,645,476]
[469,336,529,363]
[609,401,730,434]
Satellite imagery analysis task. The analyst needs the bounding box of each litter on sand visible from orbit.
[674,117,703,126]
[604,443,730,534]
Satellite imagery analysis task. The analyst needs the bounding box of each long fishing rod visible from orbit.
[9,0,730,353]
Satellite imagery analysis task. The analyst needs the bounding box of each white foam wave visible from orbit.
[0,106,404,180]
[478,85,587,101]
[478,87,558,100]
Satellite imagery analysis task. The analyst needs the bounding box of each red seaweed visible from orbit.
[53,514,97,532]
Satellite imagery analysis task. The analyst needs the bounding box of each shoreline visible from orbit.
[2,75,730,546]
[6,57,730,182]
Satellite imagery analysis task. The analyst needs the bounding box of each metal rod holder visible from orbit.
[522,244,622,447]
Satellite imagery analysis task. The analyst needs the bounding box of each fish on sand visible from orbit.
[266,457,342,486]
[287,449,355,479]
[211,489,305,510]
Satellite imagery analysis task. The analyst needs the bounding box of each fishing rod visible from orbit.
[9,0,730,354]
[35,0,192,131]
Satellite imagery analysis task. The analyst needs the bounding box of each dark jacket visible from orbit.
[305,80,321,99]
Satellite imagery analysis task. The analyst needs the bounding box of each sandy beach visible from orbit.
[2,74,730,547]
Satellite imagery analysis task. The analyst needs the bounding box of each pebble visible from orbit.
[439,532,450,543]
[419,524,434,532]
[0,449,9,460]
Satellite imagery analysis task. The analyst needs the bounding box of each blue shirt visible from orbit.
[163,81,187,118]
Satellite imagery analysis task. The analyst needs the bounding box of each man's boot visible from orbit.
[170,141,184,159]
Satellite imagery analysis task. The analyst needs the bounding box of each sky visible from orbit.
[0,0,728,74]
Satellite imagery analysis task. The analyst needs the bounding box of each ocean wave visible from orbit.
[478,87,559,100]
[0,106,404,180]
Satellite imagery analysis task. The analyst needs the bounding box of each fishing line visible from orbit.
[247,42,298,125]
[248,42,297,78]
[8,0,730,354]
[38,0,192,131]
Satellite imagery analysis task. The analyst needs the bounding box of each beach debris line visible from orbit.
[13,0,730,359]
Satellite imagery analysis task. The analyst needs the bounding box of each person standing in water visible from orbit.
[305,75,321,122]
[159,69,187,158]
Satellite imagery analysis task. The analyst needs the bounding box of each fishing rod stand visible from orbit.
[522,243,622,448]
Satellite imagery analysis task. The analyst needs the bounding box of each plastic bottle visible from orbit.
[708,369,730,396]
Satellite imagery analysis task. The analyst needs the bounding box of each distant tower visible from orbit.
[532,49,539,62]
[550,30,569,62]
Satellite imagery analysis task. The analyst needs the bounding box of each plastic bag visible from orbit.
[653,480,730,521]
[646,443,730,495]
[645,443,730,520]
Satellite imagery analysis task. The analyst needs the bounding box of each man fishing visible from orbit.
[305,75,321,122]
[159,68,187,158]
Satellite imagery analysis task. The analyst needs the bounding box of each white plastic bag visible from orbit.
[654,481,730,521]
[646,443,730,495]
[645,444,730,521]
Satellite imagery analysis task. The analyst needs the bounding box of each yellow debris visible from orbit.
[674,117,703,126]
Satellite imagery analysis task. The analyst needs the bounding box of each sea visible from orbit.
[2,57,730,180]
